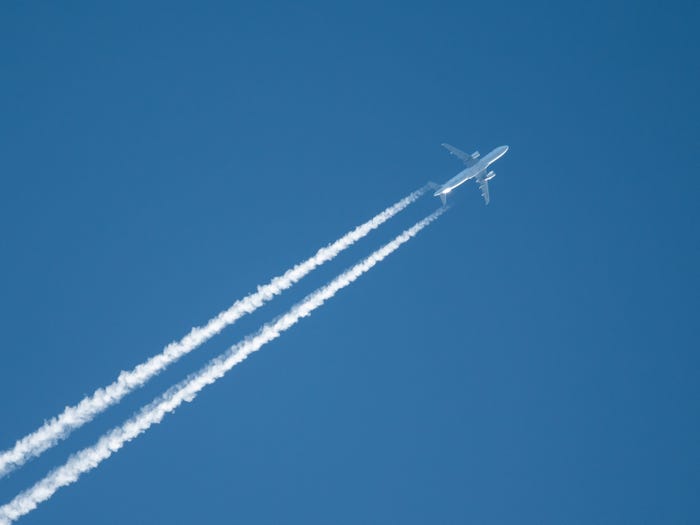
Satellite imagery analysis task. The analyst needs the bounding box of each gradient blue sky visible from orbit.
[1,1,698,523]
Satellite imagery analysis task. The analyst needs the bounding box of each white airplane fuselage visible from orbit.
[433,145,509,198]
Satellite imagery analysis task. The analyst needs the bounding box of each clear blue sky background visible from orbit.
[1,1,698,523]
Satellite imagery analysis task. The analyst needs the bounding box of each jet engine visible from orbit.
[484,170,496,181]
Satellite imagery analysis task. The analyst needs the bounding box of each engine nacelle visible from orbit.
[484,170,496,181]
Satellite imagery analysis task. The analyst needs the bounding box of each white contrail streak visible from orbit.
[0,206,446,524]
[0,187,428,479]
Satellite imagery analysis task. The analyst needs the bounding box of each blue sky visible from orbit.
[0,1,698,523]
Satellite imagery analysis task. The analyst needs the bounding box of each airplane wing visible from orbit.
[441,143,480,167]
[478,179,490,205]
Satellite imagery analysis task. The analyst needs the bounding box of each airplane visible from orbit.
[432,144,509,205]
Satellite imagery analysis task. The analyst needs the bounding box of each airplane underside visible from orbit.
[433,143,507,206]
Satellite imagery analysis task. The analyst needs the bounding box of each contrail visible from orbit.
[0,206,446,524]
[0,186,429,479]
